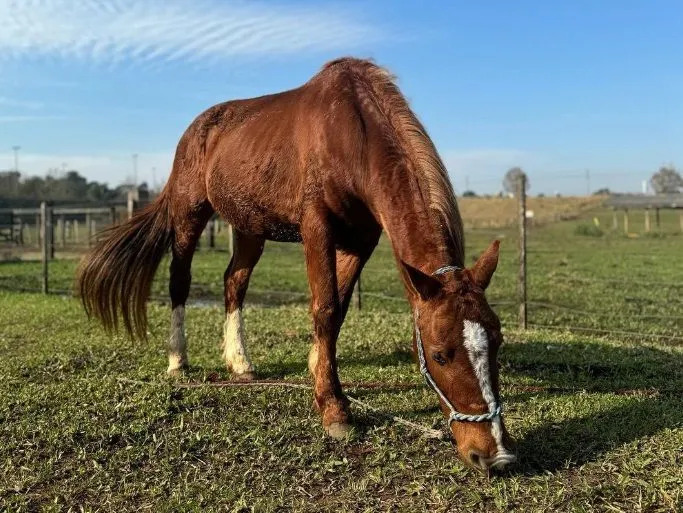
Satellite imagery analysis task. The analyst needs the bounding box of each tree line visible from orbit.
[461,165,682,197]
[0,169,149,203]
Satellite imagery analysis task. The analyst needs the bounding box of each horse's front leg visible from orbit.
[301,208,350,439]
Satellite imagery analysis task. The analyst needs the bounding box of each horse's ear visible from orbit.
[471,240,500,289]
[401,262,443,300]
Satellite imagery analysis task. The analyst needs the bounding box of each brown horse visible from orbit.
[77,57,515,470]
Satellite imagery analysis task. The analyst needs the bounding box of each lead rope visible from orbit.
[415,266,502,425]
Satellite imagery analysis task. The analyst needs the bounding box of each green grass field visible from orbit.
[1,208,681,511]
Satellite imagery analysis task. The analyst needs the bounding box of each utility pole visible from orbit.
[12,145,20,172]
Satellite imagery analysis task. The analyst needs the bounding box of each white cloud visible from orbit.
[0,150,174,188]
[0,0,382,66]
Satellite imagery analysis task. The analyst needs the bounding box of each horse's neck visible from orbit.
[370,168,459,275]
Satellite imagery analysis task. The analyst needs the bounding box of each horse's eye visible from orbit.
[432,352,447,365]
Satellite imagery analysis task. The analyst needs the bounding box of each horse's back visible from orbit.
[174,73,367,242]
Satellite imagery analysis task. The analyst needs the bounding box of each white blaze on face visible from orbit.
[222,309,254,375]
[462,320,510,457]
[168,305,187,373]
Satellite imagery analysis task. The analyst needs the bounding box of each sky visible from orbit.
[1,0,681,195]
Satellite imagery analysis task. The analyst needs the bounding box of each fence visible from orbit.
[1,186,681,343]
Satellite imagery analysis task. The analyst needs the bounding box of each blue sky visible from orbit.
[1,0,681,195]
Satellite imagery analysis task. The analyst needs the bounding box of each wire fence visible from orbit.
[1,193,681,344]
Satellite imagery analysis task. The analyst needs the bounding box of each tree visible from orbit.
[650,166,682,194]
[593,187,611,196]
[502,167,529,196]
[462,190,477,197]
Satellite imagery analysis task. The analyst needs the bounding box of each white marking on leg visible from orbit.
[222,308,254,375]
[308,343,319,376]
[168,305,187,373]
[462,320,512,458]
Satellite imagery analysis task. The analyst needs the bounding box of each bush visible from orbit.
[574,223,604,237]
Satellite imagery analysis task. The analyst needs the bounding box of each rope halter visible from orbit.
[414,265,503,425]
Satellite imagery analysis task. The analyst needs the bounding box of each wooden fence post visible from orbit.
[517,175,527,329]
[48,205,54,260]
[227,224,234,255]
[680,210,683,233]
[623,209,629,234]
[655,208,660,229]
[208,219,215,248]
[35,212,41,247]
[644,209,650,232]
[612,210,618,230]
[59,215,66,247]
[40,202,49,293]
[74,220,80,243]
[85,211,92,248]
[353,275,362,310]
[110,206,117,226]
[127,191,136,220]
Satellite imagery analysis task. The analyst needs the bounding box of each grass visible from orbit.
[0,207,682,511]
[458,195,605,228]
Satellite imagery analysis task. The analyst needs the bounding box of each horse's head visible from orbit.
[403,240,516,471]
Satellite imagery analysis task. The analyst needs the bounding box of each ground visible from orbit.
[0,206,681,511]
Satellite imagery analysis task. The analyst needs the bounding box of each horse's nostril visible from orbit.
[468,450,484,468]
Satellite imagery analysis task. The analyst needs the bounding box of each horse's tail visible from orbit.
[76,191,173,340]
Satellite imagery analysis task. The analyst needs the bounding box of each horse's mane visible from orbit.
[318,58,464,263]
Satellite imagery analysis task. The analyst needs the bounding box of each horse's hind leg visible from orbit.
[222,231,265,380]
[167,202,214,376]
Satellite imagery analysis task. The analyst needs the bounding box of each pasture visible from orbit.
[1,207,681,511]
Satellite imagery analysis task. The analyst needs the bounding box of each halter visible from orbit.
[414,265,502,424]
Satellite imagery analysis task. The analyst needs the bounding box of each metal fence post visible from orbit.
[517,175,527,329]
[40,202,49,293]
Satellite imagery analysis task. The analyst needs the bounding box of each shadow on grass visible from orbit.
[515,395,681,475]
[336,339,683,474]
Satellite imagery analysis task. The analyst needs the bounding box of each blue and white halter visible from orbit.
[414,265,503,424]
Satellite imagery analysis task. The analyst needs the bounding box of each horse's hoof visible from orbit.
[166,366,187,378]
[325,422,352,440]
[232,371,257,382]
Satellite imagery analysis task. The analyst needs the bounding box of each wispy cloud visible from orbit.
[0,96,44,110]
[1,0,382,66]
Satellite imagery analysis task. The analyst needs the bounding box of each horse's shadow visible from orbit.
[500,340,682,475]
[336,339,682,475]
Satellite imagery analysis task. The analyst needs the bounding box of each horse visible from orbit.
[77,57,516,470]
